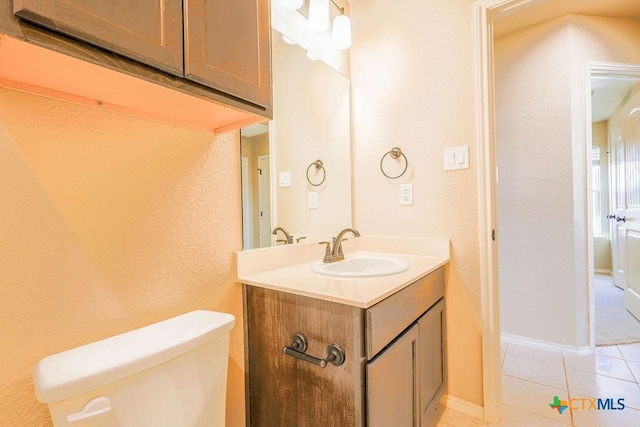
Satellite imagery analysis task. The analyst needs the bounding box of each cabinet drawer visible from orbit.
[366,267,444,359]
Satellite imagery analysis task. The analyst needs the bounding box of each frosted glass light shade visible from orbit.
[332,15,351,49]
[308,0,330,32]
[279,0,303,10]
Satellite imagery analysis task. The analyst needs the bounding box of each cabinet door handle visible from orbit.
[283,333,345,368]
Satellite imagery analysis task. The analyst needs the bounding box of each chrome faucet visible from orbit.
[319,228,360,263]
[272,227,293,245]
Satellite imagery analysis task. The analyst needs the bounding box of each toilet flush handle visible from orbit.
[66,396,112,422]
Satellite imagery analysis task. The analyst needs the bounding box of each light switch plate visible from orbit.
[444,145,469,171]
[279,171,292,187]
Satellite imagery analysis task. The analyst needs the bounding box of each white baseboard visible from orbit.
[502,333,591,355]
[440,394,484,420]
[595,268,612,275]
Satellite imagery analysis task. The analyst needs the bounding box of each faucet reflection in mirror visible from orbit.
[273,227,293,245]
[240,28,352,250]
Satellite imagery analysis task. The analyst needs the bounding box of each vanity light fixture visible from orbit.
[332,13,351,50]
[279,0,304,11]
[282,35,297,45]
[308,0,330,32]
[285,0,352,50]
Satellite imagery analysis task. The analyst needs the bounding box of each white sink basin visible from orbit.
[310,256,410,278]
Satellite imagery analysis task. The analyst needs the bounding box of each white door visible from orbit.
[622,107,640,320]
[610,128,626,289]
[258,155,271,247]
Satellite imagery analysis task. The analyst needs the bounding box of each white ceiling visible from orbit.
[240,123,268,138]
[493,0,640,38]
[492,0,640,122]
[591,78,637,122]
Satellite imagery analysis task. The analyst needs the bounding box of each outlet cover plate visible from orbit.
[400,184,413,206]
[308,191,318,209]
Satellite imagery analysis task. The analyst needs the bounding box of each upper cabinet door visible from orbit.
[13,0,184,76]
[184,0,271,108]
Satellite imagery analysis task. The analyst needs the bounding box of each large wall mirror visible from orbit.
[241,28,352,249]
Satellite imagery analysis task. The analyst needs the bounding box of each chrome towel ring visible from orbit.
[380,147,408,179]
[306,159,326,186]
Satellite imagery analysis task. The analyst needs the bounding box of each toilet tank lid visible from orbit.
[33,310,235,404]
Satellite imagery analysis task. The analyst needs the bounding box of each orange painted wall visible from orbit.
[0,86,245,426]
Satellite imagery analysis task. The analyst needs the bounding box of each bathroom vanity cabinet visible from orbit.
[244,267,446,426]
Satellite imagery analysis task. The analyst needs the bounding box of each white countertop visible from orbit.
[236,236,450,308]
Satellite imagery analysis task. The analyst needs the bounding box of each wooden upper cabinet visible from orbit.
[13,0,184,76]
[184,0,271,108]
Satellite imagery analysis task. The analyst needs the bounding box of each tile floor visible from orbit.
[437,341,640,426]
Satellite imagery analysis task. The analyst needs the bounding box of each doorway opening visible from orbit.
[477,2,640,421]
[589,69,640,347]
[240,122,271,250]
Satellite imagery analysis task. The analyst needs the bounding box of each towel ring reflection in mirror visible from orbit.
[306,159,326,186]
[380,147,408,179]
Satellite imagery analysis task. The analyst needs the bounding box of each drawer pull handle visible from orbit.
[283,333,345,368]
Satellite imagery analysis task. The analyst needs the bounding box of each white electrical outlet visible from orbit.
[400,184,413,206]
[308,191,318,209]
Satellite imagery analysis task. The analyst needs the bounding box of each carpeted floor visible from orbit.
[595,273,640,346]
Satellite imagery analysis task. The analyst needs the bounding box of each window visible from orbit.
[592,147,603,237]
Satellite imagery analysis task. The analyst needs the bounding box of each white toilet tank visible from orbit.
[33,310,235,426]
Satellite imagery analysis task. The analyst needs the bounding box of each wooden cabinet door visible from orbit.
[184,0,271,108]
[418,299,446,426]
[245,286,365,427]
[13,0,184,76]
[367,324,420,427]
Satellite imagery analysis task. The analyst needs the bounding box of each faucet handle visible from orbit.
[319,241,333,263]
[296,237,307,243]
[335,238,348,257]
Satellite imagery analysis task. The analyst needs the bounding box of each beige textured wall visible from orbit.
[350,0,482,406]
[0,87,245,426]
[594,239,612,271]
[495,16,640,347]
[495,17,577,345]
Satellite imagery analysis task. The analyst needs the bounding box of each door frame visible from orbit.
[476,0,640,421]
[257,154,271,247]
[241,156,252,249]
[475,1,514,421]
